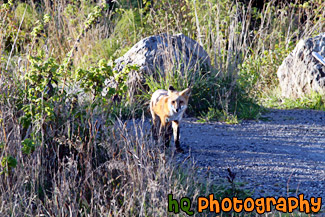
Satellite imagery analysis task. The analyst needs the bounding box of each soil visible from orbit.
[175,109,325,205]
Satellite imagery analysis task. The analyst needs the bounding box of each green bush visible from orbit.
[15,3,38,30]
[238,40,295,98]
[85,8,144,65]
[1,0,324,215]
[263,91,325,111]
[142,66,262,122]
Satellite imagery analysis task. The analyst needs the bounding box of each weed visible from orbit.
[0,0,324,216]
[263,91,325,111]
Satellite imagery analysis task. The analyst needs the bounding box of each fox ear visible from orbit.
[180,88,191,99]
[168,86,176,95]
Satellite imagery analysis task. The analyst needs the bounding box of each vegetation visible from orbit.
[0,0,324,215]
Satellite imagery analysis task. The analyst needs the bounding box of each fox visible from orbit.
[150,85,191,152]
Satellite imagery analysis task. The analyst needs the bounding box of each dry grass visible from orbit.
[0,106,203,216]
[1,0,324,216]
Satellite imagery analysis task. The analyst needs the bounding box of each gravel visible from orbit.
[176,109,325,205]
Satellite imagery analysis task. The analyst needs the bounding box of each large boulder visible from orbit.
[113,33,211,87]
[277,33,325,98]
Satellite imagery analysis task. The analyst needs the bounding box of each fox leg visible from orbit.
[172,121,183,152]
[158,119,172,148]
[152,115,160,140]
[150,107,160,140]
[158,123,165,146]
[164,123,172,148]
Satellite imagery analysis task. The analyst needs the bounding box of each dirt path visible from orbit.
[125,108,325,205]
[177,109,325,204]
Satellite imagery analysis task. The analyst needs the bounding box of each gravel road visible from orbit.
[177,109,325,205]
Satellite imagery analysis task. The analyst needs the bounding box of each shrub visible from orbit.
[85,8,144,65]
[0,0,324,215]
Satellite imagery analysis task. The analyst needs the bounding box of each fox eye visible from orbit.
[172,100,175,104]
[180,100,184,104]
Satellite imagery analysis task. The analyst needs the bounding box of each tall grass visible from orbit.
[141,0,324,118]
[0,0,324,216]
[0,2,204,215]
[0,108,204,215]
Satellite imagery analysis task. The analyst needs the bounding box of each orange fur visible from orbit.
[150,86,191,152]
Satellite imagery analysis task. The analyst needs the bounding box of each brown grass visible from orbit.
[0,0,324,216]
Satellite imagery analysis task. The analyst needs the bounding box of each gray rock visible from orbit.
[277,33,325,98]
[113,33,211,88]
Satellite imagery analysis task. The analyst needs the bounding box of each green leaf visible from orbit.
[1,156,17,169]
[22,139,36,155]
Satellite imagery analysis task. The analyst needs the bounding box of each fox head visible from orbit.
[167,86,191,114]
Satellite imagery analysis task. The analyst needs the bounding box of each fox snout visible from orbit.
[172,104,181,113]
[174,103,181,112]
